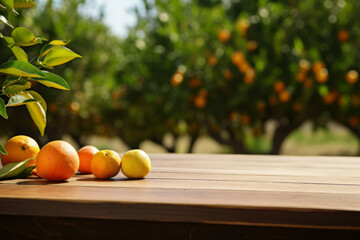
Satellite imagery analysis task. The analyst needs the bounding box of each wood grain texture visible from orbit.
[1,154,360,230]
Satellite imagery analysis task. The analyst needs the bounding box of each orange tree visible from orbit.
[0,0,80,152]
[109,0,360,154]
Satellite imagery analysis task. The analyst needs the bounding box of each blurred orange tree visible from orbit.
[2,0,360,154]
[110,0,360,154]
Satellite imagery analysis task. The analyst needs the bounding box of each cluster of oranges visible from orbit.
[0,135,151,181]
[231,51,256,84]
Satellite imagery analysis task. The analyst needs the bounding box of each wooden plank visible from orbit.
[0,154,360,229]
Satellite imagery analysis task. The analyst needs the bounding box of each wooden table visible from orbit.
[1,154,360,239]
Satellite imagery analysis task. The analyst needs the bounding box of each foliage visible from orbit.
[0,0,81,151]
[3,0,360,155]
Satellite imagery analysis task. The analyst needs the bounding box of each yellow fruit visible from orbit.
[91,150,121,179]
[1,135,39,167]
[121,149,151,179]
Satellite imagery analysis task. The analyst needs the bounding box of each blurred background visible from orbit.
[1,0,360,155]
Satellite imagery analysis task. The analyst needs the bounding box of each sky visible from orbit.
[83,0,143,37]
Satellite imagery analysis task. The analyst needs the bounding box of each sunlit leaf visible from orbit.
[11,45,28,61]
[6,94,39,107]
[0,143,7,155]
[27,90,47,112]
[0,60,46,78]
[2,36,15,47]
[19,91,46,136]
[0,15,13,28]
[42,46,82,67]
[49,39,70,46]
[1,0,14,10]
[3,80,31,95]
[32,71,69,90]
[0,157,34,180]
[0,98,8,119]
[11,27,43,46]
[14,0,36,8]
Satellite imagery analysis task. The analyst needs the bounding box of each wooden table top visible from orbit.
[1,154,360,230]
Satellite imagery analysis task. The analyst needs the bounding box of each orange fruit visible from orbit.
[338,30,349,42]
[218,29,231,43]
[316,68,328,83]
[231,51,244,66]
[1,135,39,167]
[207,55,217,66]
[292,102,303,112]
[91,150,121,179]
[188,78,202,88]
[240,114,250,124]
[346,70,358,84]
[312,61,325,74]
[222,69,234,81]
[256,101,266,112]
[247,41,258,52]
[78,146,99,173]
[171,71,184,86]
[36,140,79,181]
[299,59,310,72]
[194,96,206,108]
[349,116,359,127]
[279,91,291,103]
[274,81,285,93]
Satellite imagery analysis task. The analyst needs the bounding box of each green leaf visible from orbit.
[38,44,58,59]
[0,143,7,155]
[0,157,34,180]
[6,93,39,107]
[27,90,47,112]
[0,60,46,78]
[42,46,82,67]
[0,98,8,119]
[3,80,31,95]
[2,75,20,88]
[3,36,15,47]
[11,45,28,61]
[17,165,35,178]
[14,0,36,8]
[19,91,46,136]
[32,71,69,90]
[11,27,43,46]
[1,0,14,10]
[0,15,14,28]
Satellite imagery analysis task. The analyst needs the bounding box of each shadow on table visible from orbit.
[16,180,69,185]
[76,177,145,182]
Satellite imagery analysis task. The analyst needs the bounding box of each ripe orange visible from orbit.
[231,51,244,66]
[338,30,349,43]
[78,146,99,173]
[91,150,121,179]
[346,70,358,84]
[247,41,258,52]
[1,135,40,167]
[36,140,79,181]
[274,81,285,93]
[218,29,231,43]
[207,55,217,66]
[279,91,291,103]
[171,71,184,86]
[316,68,328,83]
